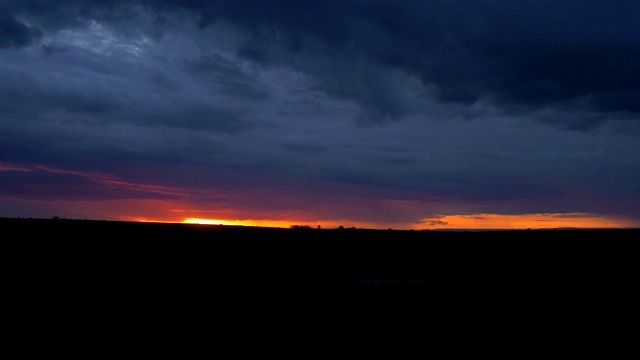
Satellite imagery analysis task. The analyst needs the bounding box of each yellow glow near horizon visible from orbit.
[181,218,395,229]
[128,213,639,230]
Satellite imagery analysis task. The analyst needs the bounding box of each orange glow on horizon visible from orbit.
[123,212,639,230]
[181,218,405,229]
[417,213,638,230]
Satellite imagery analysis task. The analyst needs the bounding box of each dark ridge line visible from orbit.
[2,216,638,232]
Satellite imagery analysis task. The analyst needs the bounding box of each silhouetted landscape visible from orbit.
[7,216,639,291]
[5,217,639,355]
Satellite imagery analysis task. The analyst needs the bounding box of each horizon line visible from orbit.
[2,216,638,232]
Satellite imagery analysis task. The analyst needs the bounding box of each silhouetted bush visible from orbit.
[290,225,312,230]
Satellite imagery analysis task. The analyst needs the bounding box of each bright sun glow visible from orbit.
[182,218,300,228]
[183,218,240,226]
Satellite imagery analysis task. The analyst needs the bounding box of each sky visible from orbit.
[1,0,639,230]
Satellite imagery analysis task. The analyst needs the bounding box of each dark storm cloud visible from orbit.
[7,1,640,125]
[0,66,118,118]
[184,53,269,101]
[41,42,66,56]
[0,4,42,48]
[149,107,252,133]
[190,0,640,125]
[3,0,141,31]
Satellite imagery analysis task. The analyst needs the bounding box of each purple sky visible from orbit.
[1,0,639,229]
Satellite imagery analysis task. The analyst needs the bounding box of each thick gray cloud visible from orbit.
[1,0,639,227]
[189,0,640,125]
[7,1,640,123]
[0,5,42,48]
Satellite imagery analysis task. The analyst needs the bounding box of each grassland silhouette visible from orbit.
[5,216,638,356]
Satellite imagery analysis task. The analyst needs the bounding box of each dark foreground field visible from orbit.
[4,217,639,355]
[6,217,638,290]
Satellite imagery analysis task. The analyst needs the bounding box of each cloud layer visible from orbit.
[1,0,639,228]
